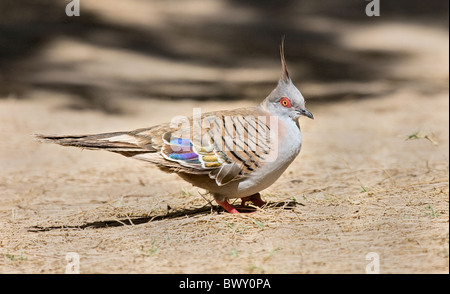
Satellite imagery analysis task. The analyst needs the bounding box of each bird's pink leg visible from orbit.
[215,199,239,214]
[240,196,252,207]
[250,193,266,207]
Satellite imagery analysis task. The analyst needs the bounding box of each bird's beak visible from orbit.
[298,107,314,120]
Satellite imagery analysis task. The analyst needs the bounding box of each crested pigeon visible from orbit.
[35,41,314,214]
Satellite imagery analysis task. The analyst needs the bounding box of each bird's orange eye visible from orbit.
[280,97,292,108]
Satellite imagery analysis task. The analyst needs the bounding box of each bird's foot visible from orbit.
[215,194,266,214]
[240,193,266,208]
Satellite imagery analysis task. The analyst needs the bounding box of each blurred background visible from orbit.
[0,0,448,113]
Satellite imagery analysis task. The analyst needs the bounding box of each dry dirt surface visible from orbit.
[0,2,449,274]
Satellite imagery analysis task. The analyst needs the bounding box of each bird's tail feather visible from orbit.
[34,132,156,156]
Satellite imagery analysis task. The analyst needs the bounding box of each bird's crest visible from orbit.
[280,36,290,83]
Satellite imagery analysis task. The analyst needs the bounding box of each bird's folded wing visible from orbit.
[156,108,274,186]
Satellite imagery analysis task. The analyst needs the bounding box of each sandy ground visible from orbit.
[0,1,449,274]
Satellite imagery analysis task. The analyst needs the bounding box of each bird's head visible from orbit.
[261,40,314,121]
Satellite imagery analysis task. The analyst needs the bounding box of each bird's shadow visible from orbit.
[27,200,301,232]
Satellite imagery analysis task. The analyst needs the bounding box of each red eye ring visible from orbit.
[280,97,292,108]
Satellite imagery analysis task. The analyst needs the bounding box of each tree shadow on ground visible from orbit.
[1,0,448,112]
